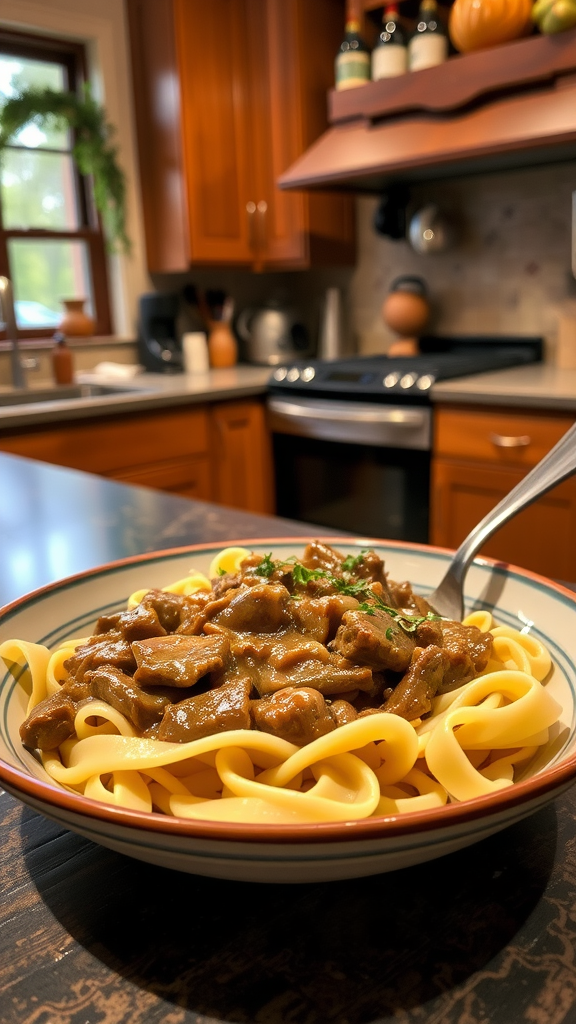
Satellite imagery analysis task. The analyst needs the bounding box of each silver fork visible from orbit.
[428,420,576,621]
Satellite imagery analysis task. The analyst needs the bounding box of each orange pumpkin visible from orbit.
[449,0,534,52]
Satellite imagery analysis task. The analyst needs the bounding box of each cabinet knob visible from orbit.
[246,201,257,251]
[489,433,531,448]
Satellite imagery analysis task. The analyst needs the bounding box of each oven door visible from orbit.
[267,396,432,542]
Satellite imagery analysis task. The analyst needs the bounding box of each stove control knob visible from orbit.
[286,367,301,382]
[384,372,400,388]
[400,372,418,389]
[273,366,288,381]
[300,366,316,382]
[416,374,435,390]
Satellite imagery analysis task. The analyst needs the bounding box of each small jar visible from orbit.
[52,333,74,385]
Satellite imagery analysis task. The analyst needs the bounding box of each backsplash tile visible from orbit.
[349,162,576,357]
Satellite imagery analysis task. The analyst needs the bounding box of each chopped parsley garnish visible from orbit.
[252,552,440,636]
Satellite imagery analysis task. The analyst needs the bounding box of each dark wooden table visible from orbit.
[2,452,576,1024]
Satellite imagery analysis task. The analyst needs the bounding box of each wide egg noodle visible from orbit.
[0,640,52,715]
[423,670,561,801]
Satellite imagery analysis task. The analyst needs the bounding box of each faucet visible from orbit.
[0,276,26,389]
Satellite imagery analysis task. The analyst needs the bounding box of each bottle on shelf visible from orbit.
[335,8,370,90]
[372,3,408,80]
[408,0,448,73]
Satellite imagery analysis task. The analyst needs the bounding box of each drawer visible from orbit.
[434,406,576,467]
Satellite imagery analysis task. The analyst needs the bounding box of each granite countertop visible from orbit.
[0,364,272,429]
[431,363,576,411]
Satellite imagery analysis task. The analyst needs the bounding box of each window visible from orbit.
[0,29,112,338]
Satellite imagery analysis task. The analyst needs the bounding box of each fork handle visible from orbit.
[448,419,576,588]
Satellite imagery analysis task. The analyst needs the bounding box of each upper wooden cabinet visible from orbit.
[127,0,355,271]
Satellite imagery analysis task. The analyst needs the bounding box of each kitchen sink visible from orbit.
[0,383,150,407]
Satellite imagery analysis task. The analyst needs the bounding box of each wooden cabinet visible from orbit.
[431,405,576,580]
[0,399,275,515]
[127,0,355,272]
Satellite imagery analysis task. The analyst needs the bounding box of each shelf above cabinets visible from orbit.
[278,26,576,193]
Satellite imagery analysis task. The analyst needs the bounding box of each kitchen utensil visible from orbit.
[236,302,309,366]
[408,204,453,254]
[318,287,344,360]
[429,420,576,621]
[2,538,576,882]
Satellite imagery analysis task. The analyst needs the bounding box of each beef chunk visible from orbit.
[291,594,360,643]
[140,589,197,632]
[87,664,172,732]
[95,602,168,642]
[132,634,230,688]
[63,633,137,682]
[329,698,358,727]
[380,645,450,721]
[387,580,433,616]
[330,609,415,672]
[414,616,443,649]
[157,677,252,742]
[251,686,337,746]
[20,691,77,751]
[252,652,373,697]
[301,541,344,573]
[439,621,493,691]
[208,583,292,633]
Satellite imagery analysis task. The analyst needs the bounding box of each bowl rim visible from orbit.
[2,535,576,847]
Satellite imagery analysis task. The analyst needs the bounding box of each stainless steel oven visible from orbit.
[267,336,543,543]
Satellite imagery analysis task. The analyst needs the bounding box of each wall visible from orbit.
[349,161,576,357]
[1,0,151,338]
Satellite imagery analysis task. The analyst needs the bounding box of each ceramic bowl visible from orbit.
[1,538,575,884]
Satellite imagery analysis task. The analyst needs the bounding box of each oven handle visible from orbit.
[267,396,432,450]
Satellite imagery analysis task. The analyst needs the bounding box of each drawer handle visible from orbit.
[489,432,531,448]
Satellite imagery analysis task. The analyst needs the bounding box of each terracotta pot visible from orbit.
[59,299,96,337]
[208,320,238,368]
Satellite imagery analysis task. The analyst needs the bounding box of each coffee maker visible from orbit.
[137,292,183,373]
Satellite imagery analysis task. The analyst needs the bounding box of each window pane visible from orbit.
[1,150,79,229]
[8,238,93,329]
[0,55,69,150]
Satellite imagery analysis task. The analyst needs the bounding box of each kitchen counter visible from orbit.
[0,364,272,429]
[3,453,576,1024]
[431,363,576,411]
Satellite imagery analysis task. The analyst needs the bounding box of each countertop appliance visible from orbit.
[267,334,543,542]
[137,292,183,373]
[236,302,309,365]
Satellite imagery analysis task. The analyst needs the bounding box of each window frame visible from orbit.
[0,27,112,341]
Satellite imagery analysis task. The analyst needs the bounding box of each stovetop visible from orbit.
[268,335,544,403]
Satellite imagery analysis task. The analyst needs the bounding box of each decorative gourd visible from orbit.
[449,0,534,53]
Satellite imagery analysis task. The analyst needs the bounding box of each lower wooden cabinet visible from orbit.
[431,405,576,580]
[0,398,275,515]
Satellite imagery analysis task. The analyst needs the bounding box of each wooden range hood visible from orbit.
[278,28,576,193]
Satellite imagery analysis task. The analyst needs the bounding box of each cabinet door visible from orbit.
[250,0,354,269]
[210,399,274,514]
[431,457,576,581]
[174,0,257,264]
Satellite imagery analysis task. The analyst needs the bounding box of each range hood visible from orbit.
[278,28,576,193]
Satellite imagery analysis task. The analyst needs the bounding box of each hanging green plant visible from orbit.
[0,85,130,254]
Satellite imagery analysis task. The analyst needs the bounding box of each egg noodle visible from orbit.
[0,546,561,825]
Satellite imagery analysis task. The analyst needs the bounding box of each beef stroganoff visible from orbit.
[0,542,560,825]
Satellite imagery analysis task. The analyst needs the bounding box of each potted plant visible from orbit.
[0,85,130,253]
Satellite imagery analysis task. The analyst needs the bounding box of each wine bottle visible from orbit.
[408,0,448,72]
[372,3,408,80]
[335,15,370,90]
